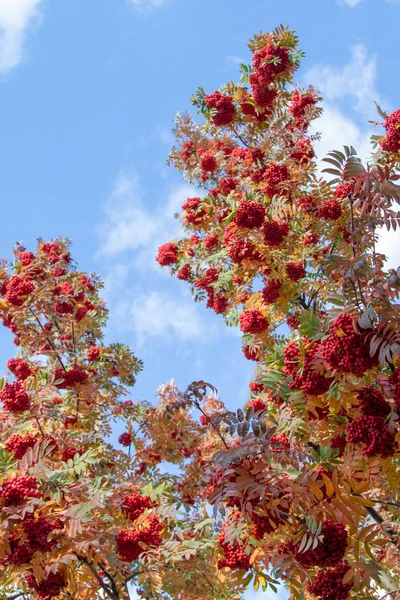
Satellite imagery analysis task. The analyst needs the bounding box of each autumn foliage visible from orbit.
[1,24,400,600]
[156,24,400,600]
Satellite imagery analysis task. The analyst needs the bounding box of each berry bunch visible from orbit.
[26,571,65,599]
[295,520,348,568]
[320,314,379,375]
[0,381,30,412]
[347,414,396,458]
[116,515,163,562]
[122,493,155,521]
[381,109,400,153]
[0,476,42,506]
[239,310,269,334]
[307,561,352,600]
[7,357,32,380]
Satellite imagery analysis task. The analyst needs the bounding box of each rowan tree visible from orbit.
[157,25,400,600]
[0,239,233,600]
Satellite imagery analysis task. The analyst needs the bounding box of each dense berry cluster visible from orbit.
[5,433,37,459]
[176,264,191,280]
[262,279,281,304]
[320,314,379,375]
[249,381,264,394]
[26,571,65,599]
[182,197,206,225]
[251,512,275,539]
[249,43,291,110]
[0,381,30,412]
[283,340,332,396]
[116,515,163,562]
[263,164,289,197]
[53,366,88,388]
[318,199,342,220]
[234,200,265,229]
[307,561,352,600]
[248,397,267,412]
[218,528,251,570]
[0,476,41,506]
[7,357,32,380]
[295,520,348,568]
[123,493,155,521]
[357,386,391,417]
[1,275,35,306]
[262,220,289,246]
[200,152,218,173]
[381,109,400,153]
[346,415,396,458]
[156,242,179,266]
[286,261,306,282]
[205,91,235,126]
[289,90,318,127]
[86,346,100,361]
[18,251,35,266]
[239,309,269,334]
[118,432,132,446]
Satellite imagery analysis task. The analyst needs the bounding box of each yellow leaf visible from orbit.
[308,479,324,501]
[321,473,335,497]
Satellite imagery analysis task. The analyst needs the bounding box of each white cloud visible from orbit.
[305,45,398,273]
[339,0,365,6]
[340,0,400,5]
[310,104,373,164]
[307,44,384,120]
[376,229,400,270]
[114,290,204,345]
[128,0,169,13]
[96,168,194,269]
[0,0,41,73]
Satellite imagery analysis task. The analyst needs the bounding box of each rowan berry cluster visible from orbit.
[0,476,42,506]
[357,386,391,417]
[218,528,251,570]
[0,381,30,412]
[262,220,289,247]
[239,309,269,334]
[283,340,332,397]
[1,275,35,306]
[295,520,348,568]
[116,515,163,562]
[118,432,132,446]
[123,493,155,521]
[7,357,32,380]
[320,314,378,375]
[156,242,179,266]
[307,561,352,600]
[25,571,65,599]
[205,91,235,126]
[53,366,88,388]
[381,109,400,153]
[5,433,37,458]
[346,414,396,458]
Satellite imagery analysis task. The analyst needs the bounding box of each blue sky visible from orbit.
[0,1,399,598]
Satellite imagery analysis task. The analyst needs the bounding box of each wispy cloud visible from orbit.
[0,0,42,73]
[338,0,399,6]
[338,0,365,6]
[115,290,204,345]
[305,45,397,271]
[128,0,169,14]
[307,44,384,119]
[96,168,194,269]
[96,169,210,343]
